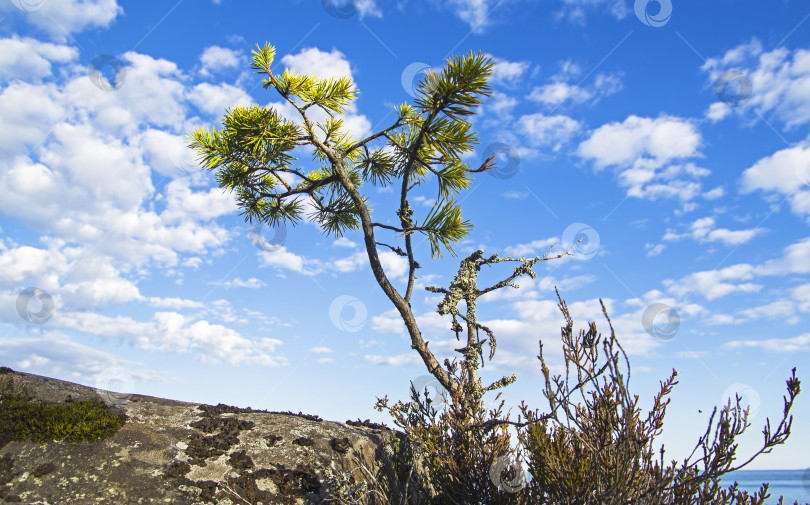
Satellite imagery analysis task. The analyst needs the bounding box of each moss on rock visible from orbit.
[0,390,127,447]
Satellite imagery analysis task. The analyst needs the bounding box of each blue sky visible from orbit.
[0,0,808,474]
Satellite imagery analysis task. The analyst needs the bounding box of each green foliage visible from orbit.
[0,382,127,448]
[189,41,495,262]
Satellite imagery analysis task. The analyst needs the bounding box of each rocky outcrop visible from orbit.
[0,367,433,504]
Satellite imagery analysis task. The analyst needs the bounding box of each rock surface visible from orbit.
[0,367,430,504]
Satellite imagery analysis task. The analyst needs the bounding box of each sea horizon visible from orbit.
[720,469,810,505]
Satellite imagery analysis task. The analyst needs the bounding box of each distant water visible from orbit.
[719,470,810,505]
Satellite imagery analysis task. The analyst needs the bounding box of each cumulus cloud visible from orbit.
[662,264,762,301]
[739,143,810,221]
[354,0,383,18]
[199,46,242,76]
[219,278,266,289]
[529,81,591,106]
[755,237,810,276]
[485,91,519,119]
[134,128,199,178]
[660,236,810,302]
[723,333,810,353]
[281,47,354,81]
[556,0,630,24]
[663,217,765,246]
[528,71,622,107]
[58,51,188,136]
[577,115,707,202]
[0,0,122,42]
[578,115,701,168]
[364,353,423,366]
[490,56,530,86]
[0,81,66,156]
[187,82,254,117]
[702,39,810,130]
[0,34,302,369]
[706,102,732,123]
[0,36,78,81]
[517,113,582,152]
[256,244,410,281]
[645,243,665,257]
[444,0,495,33]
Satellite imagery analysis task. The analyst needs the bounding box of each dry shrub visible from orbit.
[327,288,803,505]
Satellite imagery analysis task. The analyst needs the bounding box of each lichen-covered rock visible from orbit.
[0,367,432,504]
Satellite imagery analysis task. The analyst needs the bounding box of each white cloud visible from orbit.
[281,47,353,81]
[210,277,267,289]
[45,308,288,366]
[645,243,665,257]
[445,0,494,33]
[364,353,423,366]
[59,275,143,310]
[0,36,77,81]
[490,57,529,86]
[40,122,153,211]
[577,115,706,202]
[702,40,810,130]
[187,82,254,117]
[556,0,630,23]
[736,299,796,322]
[528,72,622,107]
[517,113,582,152]
[332,236,358,249]
[0,244,66,289]
[60,51,188,135]
[182,257,203,269]
[0,47,251,278]
[663,217,765,246]
[0,27,385,371]
[529,82,592,106]
[739,143,810,221]
[675,350,709,359]
[0,330,171,390]
[135,128,198,178]
[147,296,205,310]
[662,264,762,301]
[592,73,623,97]
[698,226,763,246]
[578,115,702,169]
[199,46,242,76]
[489,91,518,115]
[723,333,810,353]
[0,81,66,156]
[706,102,731,122]
[703,186,725,200]
[354,0,383,18]
[755,237,810,276]
[256,244,410,281]
[0,0,122,42]
[660,236,810,302]
[792,282,810,313]
[740,143,810,195]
